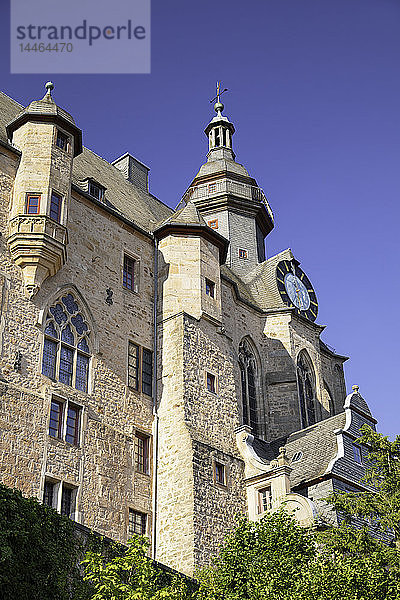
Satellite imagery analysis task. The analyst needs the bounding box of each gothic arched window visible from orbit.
[42,293,91,392]
[239,339,259,435]
[297,351,317,429]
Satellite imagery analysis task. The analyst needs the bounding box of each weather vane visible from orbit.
[210,81,228,105]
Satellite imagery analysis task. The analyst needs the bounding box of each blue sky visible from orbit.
[1,0,399,437]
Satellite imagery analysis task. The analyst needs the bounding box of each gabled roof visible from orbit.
[253,412,347,488]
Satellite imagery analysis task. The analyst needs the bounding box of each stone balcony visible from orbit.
[8,214,68,297]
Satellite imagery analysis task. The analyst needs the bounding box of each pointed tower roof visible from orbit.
[154,201,229,264]
[6,82,82,156]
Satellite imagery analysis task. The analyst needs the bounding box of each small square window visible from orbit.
[205,278,215,298]
[56,130,69,151]
[353,444,363,464]
[135,433,150,474]
[128,509,147,537]
[123,255,136,292]
[208,219,218,229]
[25,194,40,214]
[238,248,248,259]
[206,372,216,394]
[208,183,217,194]
[258,487,272,513]
[215,461,226,486]
[88,180,105,201]
[49,191,62,223]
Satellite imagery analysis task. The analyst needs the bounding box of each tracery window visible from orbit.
[297,351,317,429]
[42,293,91,392]
[239,339,259,435]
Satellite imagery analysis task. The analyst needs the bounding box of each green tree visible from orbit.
[325,424,400,547]
[82,535,194,600]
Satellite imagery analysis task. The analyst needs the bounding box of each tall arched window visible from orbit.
[42,293,91,392]
[239,339,259,435]
[297,351,317,429]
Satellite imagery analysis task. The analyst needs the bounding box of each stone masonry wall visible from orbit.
[0,150,155,545]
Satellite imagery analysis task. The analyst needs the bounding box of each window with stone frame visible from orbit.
[25,193,40,214]
[49,190,63,223]
[48,397,82,446]
[128,342,140,390]
[128,509,147,537]
[42,478,77,519]
[56,129,70,151]
[206,372,216,394]
[239,338,259,435]
[135,432,150,474]
[258,486,272,514]
[42,292,91,393]
[214,461,226,486]
[123,254,139,292]
[205,278,215,298]
[142,348,153,396]
[297,351,317,429]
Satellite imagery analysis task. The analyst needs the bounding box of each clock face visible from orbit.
[276,260,318,321]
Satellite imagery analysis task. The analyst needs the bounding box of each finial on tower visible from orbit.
[44,81,54,101]
[210,81,228,116]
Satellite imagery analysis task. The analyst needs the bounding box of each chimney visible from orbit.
[112,152,149,192]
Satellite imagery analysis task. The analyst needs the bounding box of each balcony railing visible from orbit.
[8,214,68,245]
[182,179,274,224]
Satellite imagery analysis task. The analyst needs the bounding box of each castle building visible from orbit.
[0,83,377,576]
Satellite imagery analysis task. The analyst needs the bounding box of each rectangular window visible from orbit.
[206,372,216,394]
[258,487,272,513]
[75,353,89,393]
[56,130,69,151]
[65,404,80,446]
[353,444,363,464]
[208,183,217,194]
[49,191,62,223]
[208,219,218,229]
[205,278,215,298]
[215,462,226,486]
[42,338,57,379]
[238,248,248,259]
[123,255,136,292]
[43,480,55,508]
[61,486,74,517]
[49,399,63,439]
[142,349,153,396]
[59,345,74,386]
[25,194,40,214]
[128,509,147,537]
[135,433,150,474]
[88,180,104,201]
[128,342,139,390]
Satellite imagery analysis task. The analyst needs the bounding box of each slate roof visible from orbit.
[0,90,172,233]
[253,412,347,488]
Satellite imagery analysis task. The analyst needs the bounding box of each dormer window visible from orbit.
[88,180,105,201]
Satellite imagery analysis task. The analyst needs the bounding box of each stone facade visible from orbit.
[0,86,380,577]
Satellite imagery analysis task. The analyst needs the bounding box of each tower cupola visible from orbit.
[204,94,236,162]
[181,84,274,276]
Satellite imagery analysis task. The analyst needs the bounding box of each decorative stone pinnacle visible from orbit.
[352,384,360,393]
